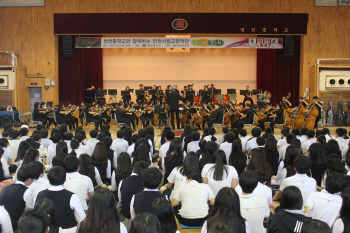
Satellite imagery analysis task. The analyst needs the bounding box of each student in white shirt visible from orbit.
[302,130,317,153]
[8,130,21,160]
[159,127,172,149]
[235,170,272,207]
[19,127,29,142]
[111,130,129,157]
[0,138,14,169]
[13,148,40,182]
[203,127,220,145]
[47,133,61,166]
[28,161,50,202]
[63,156,94,211]
[91,142,112,184]
[273,155,317,208]
[335,128,348,152]
[218,127,229,144]
[0,205,13,233]
[126,134,141,156]
[238,170,270,233]
[201,187,250,233]
[13,141,31,169]
[64,132,74,151]
[171,173,215,227]
[86,130,99,155]
[321,128,334,142]
[159,131,175,164]
[278,133,296,161]
[202,150,238,195]
[304,172,345,227]
[239,129,251,152]
[150,198,180,233]
[74,134,88,154]
[0,148,10,180]
[299,127,308,146]
[245,127,261,154]
[68,139,84,159]
[187,131,201,153]
[39,129,53,149]
[220,132,235,163]
[277,128,289,150]
[333,187,350,233]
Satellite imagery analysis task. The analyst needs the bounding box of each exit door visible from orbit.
[30,87,42,111]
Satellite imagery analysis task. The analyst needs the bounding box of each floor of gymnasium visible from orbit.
[3,124,350,233]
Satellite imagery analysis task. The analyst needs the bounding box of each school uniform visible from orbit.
[0,205,13,233]
[240,136,251,152]
[41,138,53,149]
[130,189,166,219]
[86,138,99,155]
[36,185,86,229]
[29,177,51,203]
[220,142,232,163]
[47,143,57,166]
[187,140,200,153]
[301,138,317,153]
[245,137,258,153]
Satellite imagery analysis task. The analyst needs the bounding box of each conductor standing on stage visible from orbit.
[167,85,183,129]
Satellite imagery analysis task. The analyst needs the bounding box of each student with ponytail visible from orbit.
[203,128,219,145]
[69,139,84,158]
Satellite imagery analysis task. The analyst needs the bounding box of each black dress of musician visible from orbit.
[234,104,255,130]
[139,103,150,128]
[115,102,134,130]
[201,102,212,129]
[167,85,184,129]
[33,102,48,128]
[66,101,79,129]
[55,102,73,130]
[129,102,139,127]
[100,103,111,124]
[258,103,274,130]
[122,86,132,105]
[85,104,103,130]
[243,94,254,106]
[39,102,56,128]
[158,103,168,128]
[78,102,85,126]
[136,84,145,105]
[201,86,211,105]
[208,103,224,126]
[150,85,159,106]
[270,104,284,132]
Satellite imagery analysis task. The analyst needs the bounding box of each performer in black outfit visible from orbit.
[158,103,168,129]
[85,104,103,130]
[78,102,86,126]
[33,102,48,128]
[115,101,134,130]
[208,103,224,126]
[122,86,132,105]
[66,101,79,129]
[139,103,150,128]
[243,94,254,106]
[100,102,111,124]
[233,104,255,130]
[39,102,56,128]
[167,85,184,129]
[158,88,164,106]
[136,84,146,105]
[309,96,324,129]
[270,104,284,132]
[55,102,73,130]
[201,102,212,129]
[201,85,211,105]
[150,85,159,106]
[258,103,275,130]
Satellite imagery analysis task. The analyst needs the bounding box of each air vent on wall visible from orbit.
[319,70,350,91]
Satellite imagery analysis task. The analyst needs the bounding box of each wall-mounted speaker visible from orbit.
[284,36,295,58]
[63,36,73,58]
[0,116,13,128]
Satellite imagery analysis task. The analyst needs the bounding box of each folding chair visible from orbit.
[30,112,42,128]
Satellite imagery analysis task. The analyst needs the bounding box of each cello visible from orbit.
[303,99,320,130]
[224,107,235,125]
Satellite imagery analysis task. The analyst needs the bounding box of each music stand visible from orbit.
[144,86,152,91]
[121,90,129,96]
[154,105,161,114]
[190,108,198,114]
[257,101,266,109]
[148,90,158,95]
[108,89,117,95]
[252,89,262,95]
[133,105,141,110]
[240,90,249,96]
[213,89,221,95]
[165,90,171,95]
[185,90,195,97]
[135,89,145,96]
[227,89,236,95]
[97,89,107,96]
[201,90,211,97]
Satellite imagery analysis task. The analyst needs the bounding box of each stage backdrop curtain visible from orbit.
[58,35,103,104]
[257,36,300,106]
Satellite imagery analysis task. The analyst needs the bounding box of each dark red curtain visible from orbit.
[257,36,300,106]
[58,35,103,104]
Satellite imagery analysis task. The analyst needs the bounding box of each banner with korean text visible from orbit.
[75,37,283,49]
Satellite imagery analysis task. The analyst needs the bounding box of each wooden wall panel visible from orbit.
[0,0,350,108]
[0,91,13,107]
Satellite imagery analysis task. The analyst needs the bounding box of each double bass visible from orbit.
[293,99,308,129]
[282,93,292,127]
[303,99,320,130]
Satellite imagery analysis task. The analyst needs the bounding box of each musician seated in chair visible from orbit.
[200,102,212,130]
[233,104,254,130]
[208,103,224,126]
[270,104,284,133]
[258,103,274,131]
[115,101,134,130]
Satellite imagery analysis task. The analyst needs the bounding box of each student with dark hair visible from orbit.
[138,129,153,155]
[218,127,229,144]
[111,152,132,199]
[130,167,165,219]
[8,130,21,161]
[304,172,345,227]
[40,129,53,149]
[160,152,200,201]
[47,133,61,166]
[335,128,348,152]
[13,148,40,182]
[267,186,311,233]
[132,143,152,166]
[278,133,296,161]
[0,147,9,181]
[119,161,149,219]
[239,129,250,152]
[28,161,50,202]
[78,188,127,233]
[0,138,15,172]
[36,166,85,229]
[91,142,111,184]
[256,136,265,148]
[19,127,29,141]
[16,209,50,233]
[245,127,261,154]
[129,212,161,233]
[127,134,141,155]
[100,136,114,174]
[202,149,238,195]
[78,153,102,187]
[63,155,94,211]
[187,131,201,153]
[203,127,219,144]
[196,140,208,159]
[68,139,84,159]
[171,173,215,226]
[308,143,327,186]
[159,131,175,164]
[200,141,218,171]
[111,130,129,164]
[52,140,68,168]
[277,128,290,150]
[202,187,250,233]
[273,156,317,208]
[207,222,230,233]
[150,198,179,233]
[264,137,279,175]
[229,139,247,176]
[302,130,317,153]
[86,130,98,155]
[300,219,331,233]
[321,154,347,188]
[163,138,184,183]
[220,132,235,162]
[238,170,269,233]
[14,141,31,168]
[0,164,35,229]
[333,187,350,233]
[246,148,273,186]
